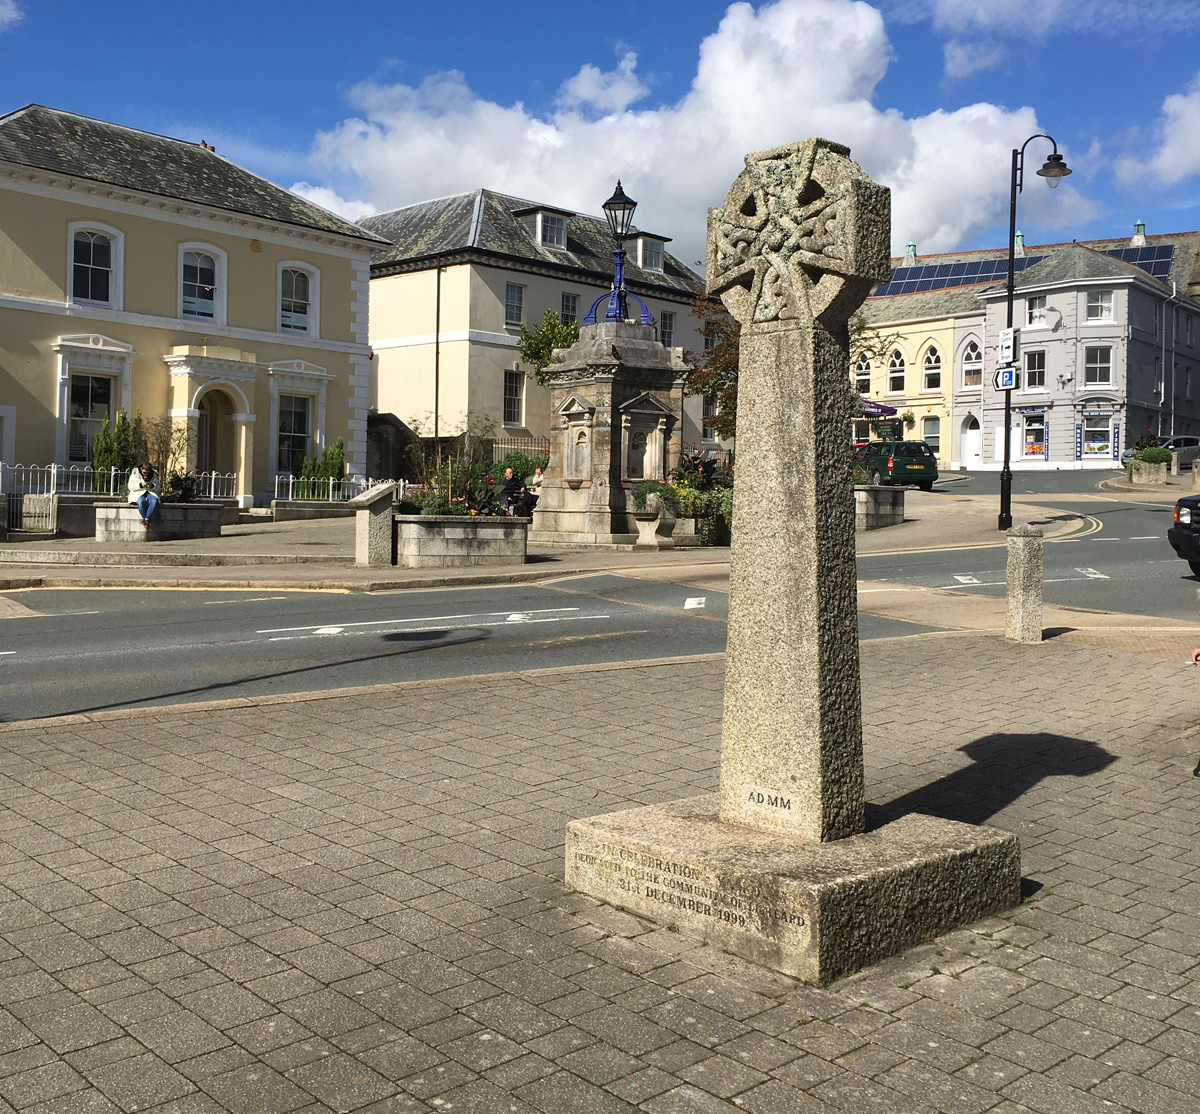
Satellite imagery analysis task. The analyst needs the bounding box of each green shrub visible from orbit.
[497,450,547,482]
[630,480,679,514]
[1136,446,1172,464]
[161,469,200,503]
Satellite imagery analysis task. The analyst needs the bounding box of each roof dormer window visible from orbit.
[637,236,666,273]
[540,213,566,248]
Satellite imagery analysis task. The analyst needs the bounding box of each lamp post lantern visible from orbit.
[583,180,655,326]
[998,135,1071,530]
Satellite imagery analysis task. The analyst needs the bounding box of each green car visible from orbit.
[852,440,939,491]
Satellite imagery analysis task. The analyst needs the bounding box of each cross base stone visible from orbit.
[566,795,1020,984]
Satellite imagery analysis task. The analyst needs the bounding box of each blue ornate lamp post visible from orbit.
[583,180,655,326]
[998,135,1071,530]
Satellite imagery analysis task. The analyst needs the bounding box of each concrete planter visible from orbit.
[1131,460,1169,485]
[854,485,905,530]
[633,510,677,548]
[395,514,528,568]
[95,502,223,542]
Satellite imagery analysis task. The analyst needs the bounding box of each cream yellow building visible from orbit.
[0,105,385,505]
[852,314,957,466]
[359,190,720,448]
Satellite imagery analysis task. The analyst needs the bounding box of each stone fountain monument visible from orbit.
[566,139,1020,983]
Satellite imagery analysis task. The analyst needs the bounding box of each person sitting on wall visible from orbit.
[127,461,160,528]
[499,466,525,516]
[522,465,544,515]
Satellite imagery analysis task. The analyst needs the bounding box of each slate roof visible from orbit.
[0,104,385,244]
[359,189,704,298]
[862,229,1200,325]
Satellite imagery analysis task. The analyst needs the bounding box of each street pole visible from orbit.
[999,147,1018,530]
[998,135,1070,531]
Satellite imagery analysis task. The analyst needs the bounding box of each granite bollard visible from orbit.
[1006,525,1044,644]
[350,481,400,567]
[566,139,1021,983]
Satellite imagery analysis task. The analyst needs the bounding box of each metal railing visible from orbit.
[488,437,551,463]
[273,475,403,502]
[1,464,240,530]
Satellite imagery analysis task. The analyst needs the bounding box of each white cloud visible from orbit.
[932,0,1064,36]
[0,0,23,31]
[1116,72,1200,187]
[942,40,1005,79]
[289,182,376,222]
[557,52,649,114]
[306,0,1095,261]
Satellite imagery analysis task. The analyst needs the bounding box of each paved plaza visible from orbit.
[0,629,1195,1113]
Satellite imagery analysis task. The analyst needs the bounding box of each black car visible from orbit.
[851,440,939,491]
[1167,493,1200,576]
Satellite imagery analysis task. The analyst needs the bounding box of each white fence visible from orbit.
[273,475,403,502]
[1,464,238,531]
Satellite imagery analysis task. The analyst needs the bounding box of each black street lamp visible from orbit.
[583,180,654,326]
[998,135,1071,530]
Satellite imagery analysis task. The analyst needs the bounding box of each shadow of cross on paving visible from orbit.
[867,731,1117,832]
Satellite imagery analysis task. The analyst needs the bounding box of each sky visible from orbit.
[3,0,1200,270]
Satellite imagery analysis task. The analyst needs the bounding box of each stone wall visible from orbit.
[395,515,528,568]
[95,503,222,542]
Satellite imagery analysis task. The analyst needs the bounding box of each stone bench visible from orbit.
[94,502,223,542]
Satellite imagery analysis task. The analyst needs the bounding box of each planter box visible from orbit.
[95,502,223,542]
[1130,460,1169,486]
[854,485,905,530]
[395,514,528,568]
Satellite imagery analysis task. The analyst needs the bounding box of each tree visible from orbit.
[518,309,580,386]
[682,295,740,441]
[848,311,901,369]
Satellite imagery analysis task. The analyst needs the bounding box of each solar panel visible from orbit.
[1104,244,1173,281]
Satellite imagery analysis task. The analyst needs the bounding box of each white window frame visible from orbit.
[922,347,941,392]
[1082,414,1112,457]
[887,350,905,395]
[560,292,579,325]
[178,242,228,326]
[268,360,331,488]
[1023,350,1046,391]
[961,341,982,388]
[702,396,719,442]
[1086,289,1114,323]
[276,392,314,474]
[1084,346,1112,386]
[921,415,940,454]
[539,213,566,248]
[505,283,524,327]
[67,221,124,311]
[1026,295,1047,327]
[503,369,524,427]
[1022,413,1046,458]
[52,334,134,466]
[659,311,675,348]
[854,356,871,394]
[277,261,320,337]
[638,238,664,273]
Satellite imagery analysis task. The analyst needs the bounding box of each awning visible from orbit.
[859,398,897,418]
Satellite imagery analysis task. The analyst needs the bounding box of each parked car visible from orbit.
[1122,435,1200,467]
[1168,494,1200,576]
[852,440,939,491]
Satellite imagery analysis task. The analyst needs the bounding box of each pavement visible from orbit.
[1,495,1200,1112]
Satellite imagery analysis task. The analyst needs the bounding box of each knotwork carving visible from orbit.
[707,138,891,328]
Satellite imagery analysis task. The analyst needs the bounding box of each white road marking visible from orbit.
[1129,536,1158,540]
[265,612,608,643]
[684,597,707,609]
[207,595,288,605]
[0,651,14,656]
[311,626,345,635]
[1075,568,1109,579]
[257,606,580,635]
[952,575,980,584]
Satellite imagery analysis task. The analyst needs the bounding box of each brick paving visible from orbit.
[0,635,1197,1112]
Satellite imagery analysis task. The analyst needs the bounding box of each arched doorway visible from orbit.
[961,415,981,470]
[196,389,237,476]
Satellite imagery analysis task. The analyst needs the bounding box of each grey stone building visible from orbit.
[860,225,1200,470]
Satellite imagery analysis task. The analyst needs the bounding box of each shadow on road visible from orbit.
[6,628,492,722]
[867,731,1117,830]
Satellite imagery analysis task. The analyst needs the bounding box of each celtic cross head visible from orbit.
[707,139,891,328]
